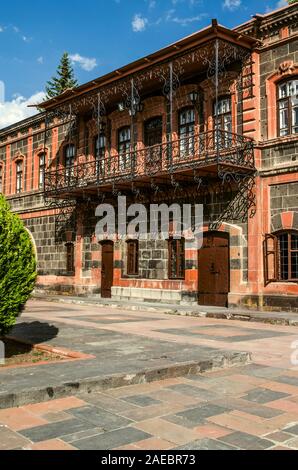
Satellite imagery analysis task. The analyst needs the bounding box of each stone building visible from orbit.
[0,2,297,310]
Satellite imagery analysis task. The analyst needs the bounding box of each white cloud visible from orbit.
[0,26,4,32]
[69,53,97,72]
[166,9,207,26]
[223,0,241,10]
[0,91,45,129]
[37,56,44,64]
[276,0,288,7]
[132,14,148,32]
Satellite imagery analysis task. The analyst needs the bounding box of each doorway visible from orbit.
[101,241,114,298]
[198,232,230,307]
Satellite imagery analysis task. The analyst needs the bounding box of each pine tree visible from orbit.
[45,52,78,100]
[0,195,37,336]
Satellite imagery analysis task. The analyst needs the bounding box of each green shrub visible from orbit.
[0,195,36,335]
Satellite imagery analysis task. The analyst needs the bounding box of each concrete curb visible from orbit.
[0,350,251,409]
[31,294,298,327]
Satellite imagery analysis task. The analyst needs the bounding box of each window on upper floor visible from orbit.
[38,153,46,189]
[126,240,139,276]
[214,96,232,147]
[118,127,131,171]
[278,79,298,137]
[168,238,185,280]
[0,165,3,193]
[264,230,298,284]
[65,144,76,167]
[64,144,76,180]
[94,134,106,176]
[179,108,195,158]
[16,160,23,194]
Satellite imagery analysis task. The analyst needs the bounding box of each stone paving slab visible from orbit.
[0,300,298,450]
[1,364,298,450]
[0,301,252,409]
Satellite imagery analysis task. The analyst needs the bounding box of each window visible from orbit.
[65,144,76,166]
[278,79,298,136]
[126,240,139,276]
[64,144,76,180]
[16,160,23,194]
[118,127,131,170]
[264,231,298,284]
[66,243,75,273]
[94,134,106,176]
[214,97,232,147]
[144,117,163,171]
[0,165,3,193]
[38,153,46,189]
[179,108,195,158]
[168,238,185,280]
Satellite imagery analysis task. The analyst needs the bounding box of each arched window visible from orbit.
[277,79,298,136]
[38,153,46,189]
[118,127,131,170]
[179,108,195,158]
[0,165,3,194]
[168,238,185,280]
[16,160,23,194]
[126,240,139,276]
[264,230,298,284]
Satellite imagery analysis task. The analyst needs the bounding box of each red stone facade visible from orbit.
[0,3,297,311]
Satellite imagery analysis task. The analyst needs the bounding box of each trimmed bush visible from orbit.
[0,195,36,335]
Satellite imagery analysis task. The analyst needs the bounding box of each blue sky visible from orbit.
[0,0,288,127]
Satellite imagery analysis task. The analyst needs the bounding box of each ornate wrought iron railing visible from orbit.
[44,130,255,196]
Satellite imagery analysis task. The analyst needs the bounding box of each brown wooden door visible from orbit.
[198,232,229,307]
[101,241,114,298]
[144,117,163,173]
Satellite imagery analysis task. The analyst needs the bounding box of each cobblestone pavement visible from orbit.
[0,300,298,450]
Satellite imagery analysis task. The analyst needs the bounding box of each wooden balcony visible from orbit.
[44,130,255,199]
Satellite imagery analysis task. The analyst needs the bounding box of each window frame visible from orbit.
[38,152,46,189]
[168,238,185,280]
[277,79,298,137]
[118,126,131,171]
[94,133,106,176]
[213,96,232,131]
[277,230,298,282]
[65,242,75,274]
[16,160,23,194]
[126,240,139,276]
[64,144,76,167]
[264,230,298,284]
[178,107,196,158]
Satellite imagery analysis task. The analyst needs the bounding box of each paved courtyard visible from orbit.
[0,300,298,450]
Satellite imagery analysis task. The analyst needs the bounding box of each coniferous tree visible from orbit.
[45,52,78,100]
[0,195,36,336]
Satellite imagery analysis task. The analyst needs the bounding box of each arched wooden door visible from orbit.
[101,241,114,298]
[198,232,230,307]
